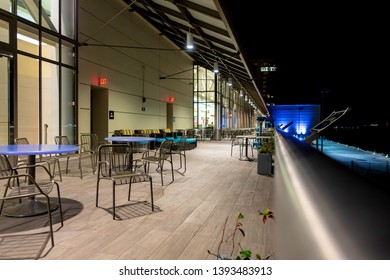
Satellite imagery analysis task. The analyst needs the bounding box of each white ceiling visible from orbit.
[120,0,269,116]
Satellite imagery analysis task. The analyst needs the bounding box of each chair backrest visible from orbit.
[80,133,99,152]
[54,135,71,145]
[14,137,30,163]
[232,137,242,145]
[0,154,13,178]
[15,137,29,145]
[98,144,133,178]
[159,140,173,159]
[176,136,187,151]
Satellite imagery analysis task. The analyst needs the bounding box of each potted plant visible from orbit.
[257,132,275,175]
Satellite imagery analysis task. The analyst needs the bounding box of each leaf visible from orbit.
[239,249,252,259]
[238,228,245,237]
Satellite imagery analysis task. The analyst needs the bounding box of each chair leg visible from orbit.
[54,158,62,182]
[90,155,95,174]
[66,157,70,174]
[159,161,164,186]
[45,195,55,247]
[79,156,83,179]
[182,153,186,174]
[96,179,100,207]
[128,179,132,201]
[55,182,64,227]
[149,177,154,212]
[170,154,174,183]
[112,182,116,220]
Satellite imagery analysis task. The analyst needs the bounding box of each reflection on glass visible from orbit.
[0,56,9,144]
[0,19,9,44]
[61,67,76,143]
[61,0,75,39]
[42,31,59,62]
[17,54,39,142]
[0,0,12,12]
[17,22,39,55]
[61,40,75,66]
[41,0,59,32]
[17,0,38,24]
[42,61,59,144]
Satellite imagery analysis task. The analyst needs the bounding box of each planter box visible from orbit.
[257,153,273,175]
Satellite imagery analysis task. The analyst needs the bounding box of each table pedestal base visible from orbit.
[239,156,252,161]
[2,198,59,217]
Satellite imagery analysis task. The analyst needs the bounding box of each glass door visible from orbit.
[0,54,10,144]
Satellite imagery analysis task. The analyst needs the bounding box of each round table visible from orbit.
[0,144,79,217]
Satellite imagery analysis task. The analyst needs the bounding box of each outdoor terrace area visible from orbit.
[0,140,274,260]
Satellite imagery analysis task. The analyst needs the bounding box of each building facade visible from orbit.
[0,0,258,145]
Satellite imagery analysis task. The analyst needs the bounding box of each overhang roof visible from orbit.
[121,0,269,116]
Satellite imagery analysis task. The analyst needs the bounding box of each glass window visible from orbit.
[17,0,38,24]
[61,67,76,143]
[41,0,59,32]
[0,19,9,44]
[17,22,39,55]
[41,61,59,144]
[0,56,9,144]
[17,54,39,142]
[61,0,75,39]
[42,31,59,62]
[61,39,75,66]
[0,0,12,12]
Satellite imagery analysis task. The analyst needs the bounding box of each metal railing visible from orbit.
[274,129,390,259]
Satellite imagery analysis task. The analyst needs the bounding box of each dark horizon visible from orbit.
[221,2,388,126]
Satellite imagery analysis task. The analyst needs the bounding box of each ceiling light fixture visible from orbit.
[186,32,194,50]
[213,61,219,73]
[227,77,233,86]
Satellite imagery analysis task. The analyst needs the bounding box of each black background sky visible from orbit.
[221,2,388,125]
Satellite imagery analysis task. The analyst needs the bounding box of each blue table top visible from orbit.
[0,144,79,155]
[105,136,155,142]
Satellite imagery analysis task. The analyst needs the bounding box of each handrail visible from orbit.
[274,129,390,259]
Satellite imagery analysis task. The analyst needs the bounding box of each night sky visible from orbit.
[221,2,388,126]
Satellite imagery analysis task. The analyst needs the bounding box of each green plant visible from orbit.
[258,138,275,154]
[208,208,274,260]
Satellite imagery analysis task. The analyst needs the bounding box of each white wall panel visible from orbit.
[78,0,194,135]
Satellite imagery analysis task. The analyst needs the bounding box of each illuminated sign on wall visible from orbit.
[99,77,107,86]
[167,97,175,103]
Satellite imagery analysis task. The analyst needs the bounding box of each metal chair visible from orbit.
[14,137,62,181]
[231,137,243,157]
[54,135,94,179]
[96,144,154,220]
[80,133,106,173]
[0,154,64,247]
[141,140,174,186]
[171,136,187,175]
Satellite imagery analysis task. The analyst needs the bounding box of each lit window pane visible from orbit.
[62,40,75,66]
[0,19,9,44]
[17,23,39,55]
[0,0,12,12]
[17,54,39,142]
[41,0,59,32]
[17,0,38,24]
[42,31,59,62]
[61,0,75,39]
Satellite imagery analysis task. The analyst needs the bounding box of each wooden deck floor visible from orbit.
[0,140,274,260]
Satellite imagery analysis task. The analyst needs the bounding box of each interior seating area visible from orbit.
[114,128,198,151]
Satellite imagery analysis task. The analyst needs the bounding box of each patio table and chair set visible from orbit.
[0,133,194,253]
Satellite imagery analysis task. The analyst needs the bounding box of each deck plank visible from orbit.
[0,140,274,260]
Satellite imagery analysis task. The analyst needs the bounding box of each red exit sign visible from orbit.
[167,97,175,103]
[99,77,107,86]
